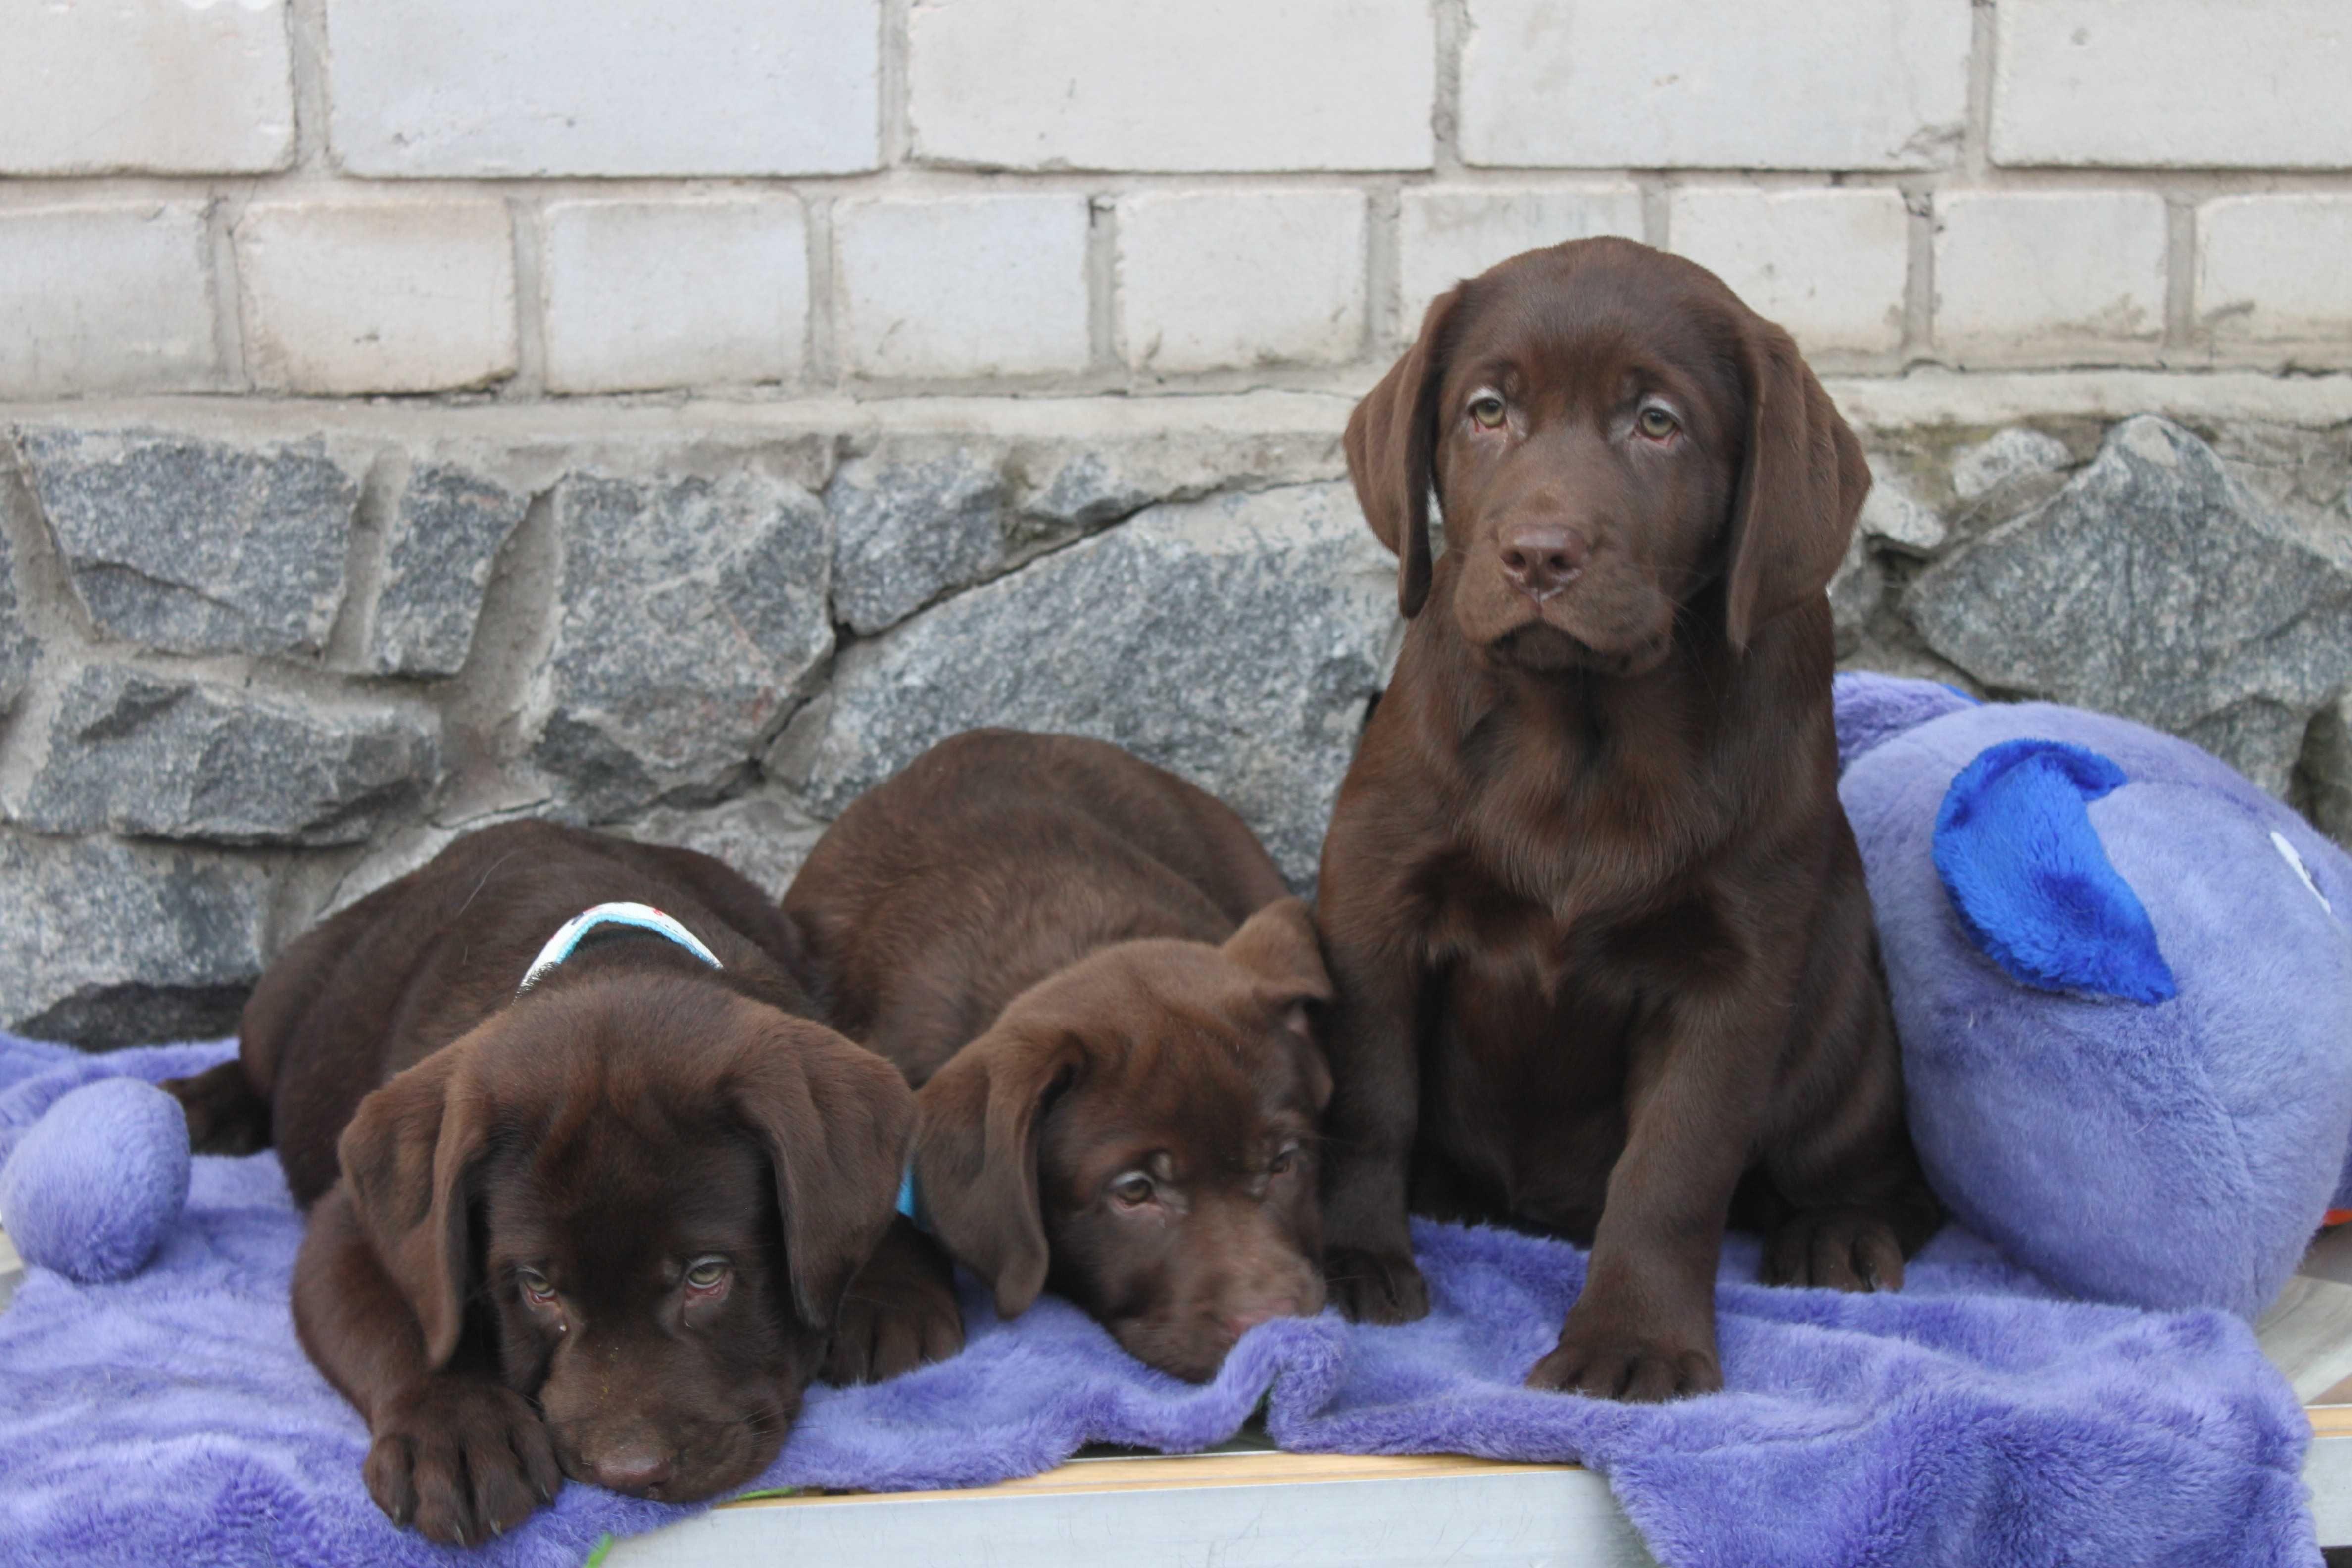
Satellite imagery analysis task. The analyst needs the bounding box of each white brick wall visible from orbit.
[2198,197,2352,350]
[1461,0,1970,170]
[0,206,218,397]
[908,0,1432,172]
[1117,191,1368,374]
[1993,1,2352,170]
[0,0,292,175]
[327,0,880,176]
[1399,186,1644,324]
[235,201,519,395]
[1670,189,1911,357]
[1934,192,2170,366]
[1,4,2349,396]
[544,199,810,394]
[836,195,1091,380]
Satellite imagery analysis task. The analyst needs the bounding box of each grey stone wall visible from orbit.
[1,397,2347,1047]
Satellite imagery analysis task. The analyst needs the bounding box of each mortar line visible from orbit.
[881,0,913,167]
[807,196,841,387]
[507,195,548,396]
[1086,194,1120,373]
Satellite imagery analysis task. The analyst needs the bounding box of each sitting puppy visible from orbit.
[165,821,941,1546]
[1315,238,1943,1401]
[784,729,1334,1382]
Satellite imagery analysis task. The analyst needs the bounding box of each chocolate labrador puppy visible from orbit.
[1316,238,1942,1401]
[164,820,939,1546]
[784,730,1334,1382]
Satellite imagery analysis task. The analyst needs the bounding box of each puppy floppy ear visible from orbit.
[730,1017,917,1333]
[913,1028,1084,1320]
[338,1044,488,1371]
[1222,897,1334,1014]
[1222,897,1336,1110]
[1346,286,1465,619]
[1724,317,1871,653]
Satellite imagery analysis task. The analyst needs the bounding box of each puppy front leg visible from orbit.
[1317,921,1432,1325]
[1527,990,1769,1402]
[823,1216,965,1384]
[294,1188,560,1545]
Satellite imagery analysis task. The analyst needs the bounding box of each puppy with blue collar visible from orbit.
[786,730,1336,1383]
[166,819,949,1546]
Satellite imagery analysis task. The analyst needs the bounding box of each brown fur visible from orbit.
[164,820,936,1545]
[1317,238,1941,1402]
[785,730,1335,1382]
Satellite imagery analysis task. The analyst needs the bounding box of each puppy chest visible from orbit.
[1416,958,1637,1230]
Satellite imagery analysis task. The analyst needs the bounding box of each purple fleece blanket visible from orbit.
[0,1034,2320,1568]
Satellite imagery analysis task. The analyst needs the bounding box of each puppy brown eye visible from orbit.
[1637,405,1678,439]
[684,1257,729,1291]
[516,1269,555,1305]
[1469,395,1507,429]
[1268,1144,1301,1177]
[1108,1173,1155,1208]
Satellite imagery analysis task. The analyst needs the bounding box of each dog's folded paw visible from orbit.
[365,1376,560,1545]
[1323,1244,1430,1325]
[823,1219,966,1385]
[1527,1317,1721,1402]
[1762,1206,1908,1293]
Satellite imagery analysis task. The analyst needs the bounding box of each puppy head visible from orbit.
[1346,235,1868,670]
[337,973,911,1502]
[914,897,1333,1382]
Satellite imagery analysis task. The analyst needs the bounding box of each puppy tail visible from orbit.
[160,1059,273,1156]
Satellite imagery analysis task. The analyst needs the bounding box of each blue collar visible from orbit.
[895,1166,923,1227]
[516,902,723,996]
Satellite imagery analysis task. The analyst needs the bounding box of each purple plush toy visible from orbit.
[1836,671,2352,1320]
[0,1077,191,1283]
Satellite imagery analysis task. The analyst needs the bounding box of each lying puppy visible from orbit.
[165,821,940,1545]
[1316,238,1943,1401]
[784,729,1334,1382]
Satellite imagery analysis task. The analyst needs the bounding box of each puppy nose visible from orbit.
[590,1444,675,1495]
[1499,525,1587,599]
[1221,1286,1315,1341]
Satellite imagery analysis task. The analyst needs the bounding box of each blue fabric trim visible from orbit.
[1933,739,2177,1005]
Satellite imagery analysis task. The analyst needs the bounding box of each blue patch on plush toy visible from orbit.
[0,1078,190,1283]
[1932,739,2178,1005]
[1836,671,2352,1321]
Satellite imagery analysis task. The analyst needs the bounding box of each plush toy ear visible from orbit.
[1345,286,1465,619]
[729,1017,917,1333]
[1932,739,2177,1005]
[1724,320,1870,652]
[912,1027,1085,1319]
[338,1046,487,1370]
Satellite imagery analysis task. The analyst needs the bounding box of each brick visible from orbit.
[1934,193,2168,365]
[0,0,291,174]
[0,206,218,398]
[1461,0,1968,170]
[544,199,808,393]
[908,0,1431,172]
[1399,186,1644,326]
[235,201,518,395]
[2198,197,2352,350]
[835,196,1090,380]
[328,0,878,177]
[1669,188,1910,357]
[1993,1,2352,169]
[1117,191,1367,374]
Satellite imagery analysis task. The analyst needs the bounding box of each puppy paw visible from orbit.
[1526,1317,1720,1402]
[1323,1245,1430,1325]
[824,1219,965,1385]
[365,1376,561,1545]
[1762,1206,1907,1293]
